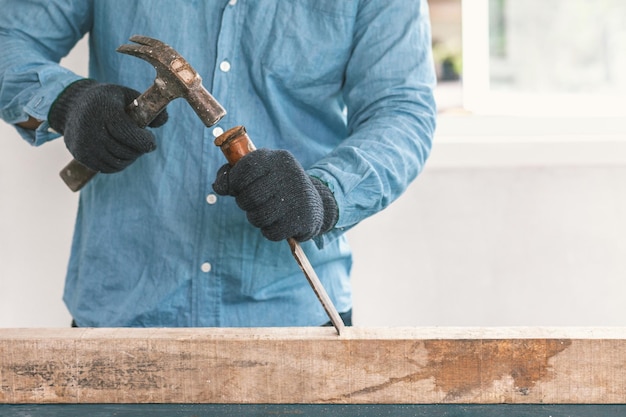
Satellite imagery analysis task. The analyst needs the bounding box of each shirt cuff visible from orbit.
[307,168,355,249]
[19,70,83,146]
[14,120,61,145]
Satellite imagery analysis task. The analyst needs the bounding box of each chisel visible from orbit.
[215,125,345,335]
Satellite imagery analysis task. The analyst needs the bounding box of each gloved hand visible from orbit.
[212,149,338,242]
[48,79,168,173]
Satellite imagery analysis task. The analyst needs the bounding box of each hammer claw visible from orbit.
[116,43,153,59]
[128,34,164,47]
[117,35,180,66]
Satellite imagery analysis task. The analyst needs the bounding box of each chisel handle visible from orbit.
[213,125,256,166]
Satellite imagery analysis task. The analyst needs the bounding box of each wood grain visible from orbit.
[3,404,626,417]
[1,327,625,404]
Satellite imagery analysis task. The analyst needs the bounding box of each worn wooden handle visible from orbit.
[59,159,98,192]
[214,125,256,166]
[59,84,171,192]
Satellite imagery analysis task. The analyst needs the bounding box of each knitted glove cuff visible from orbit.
[48,79,99,134]
[311,176,339,235]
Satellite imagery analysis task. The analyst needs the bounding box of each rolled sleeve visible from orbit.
[5,66,83,145]
[308,0,437,231]
[0,0,92,145]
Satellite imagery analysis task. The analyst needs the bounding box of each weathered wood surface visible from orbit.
[3,404,626,417]
[1,327,625,404]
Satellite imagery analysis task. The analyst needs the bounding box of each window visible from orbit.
[462,0,626,117]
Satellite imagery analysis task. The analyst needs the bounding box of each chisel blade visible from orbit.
[288,238,345,335]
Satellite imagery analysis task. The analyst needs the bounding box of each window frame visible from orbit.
[460,0,626,118]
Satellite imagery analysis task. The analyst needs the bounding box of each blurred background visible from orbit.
[2,0,626,327]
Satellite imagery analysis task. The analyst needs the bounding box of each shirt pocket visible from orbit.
[254,1,357,89]
[239,234,300,300]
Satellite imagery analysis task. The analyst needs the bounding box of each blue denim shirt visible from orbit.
[0,0,436,327]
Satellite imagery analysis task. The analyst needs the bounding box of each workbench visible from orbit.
[1,327,625,416]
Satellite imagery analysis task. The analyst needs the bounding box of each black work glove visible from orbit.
[48,79,168,173]
[212,149,339,242]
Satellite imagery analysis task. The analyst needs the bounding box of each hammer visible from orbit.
[59,35,226,191]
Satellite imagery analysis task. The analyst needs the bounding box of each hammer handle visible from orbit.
[59,159,98,192]
[59,83,170,192]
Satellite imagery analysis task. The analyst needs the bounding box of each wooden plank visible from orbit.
[1,327,626,404]
[2,404,626,417]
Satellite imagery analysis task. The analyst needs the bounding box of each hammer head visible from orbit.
[117,35,226,127]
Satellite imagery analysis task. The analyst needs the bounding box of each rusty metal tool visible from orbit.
[60,35,226,191]
[215,126,346,335]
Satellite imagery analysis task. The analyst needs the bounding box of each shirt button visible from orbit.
[219,60,231,73]
[229,0,237,5]
[206,194,217,204]
[212,126,224,137]
[201,262,212,273]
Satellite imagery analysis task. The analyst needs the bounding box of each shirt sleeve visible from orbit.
[307,0,437,238]
[0,0,93,145]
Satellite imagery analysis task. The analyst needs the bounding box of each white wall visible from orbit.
[2,38,626,328]
[350,164,626,327]
[0,124,77,327]
[0,38,87,327]
[351,115,626,326]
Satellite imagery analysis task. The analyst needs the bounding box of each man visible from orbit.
[0,1,436,327]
